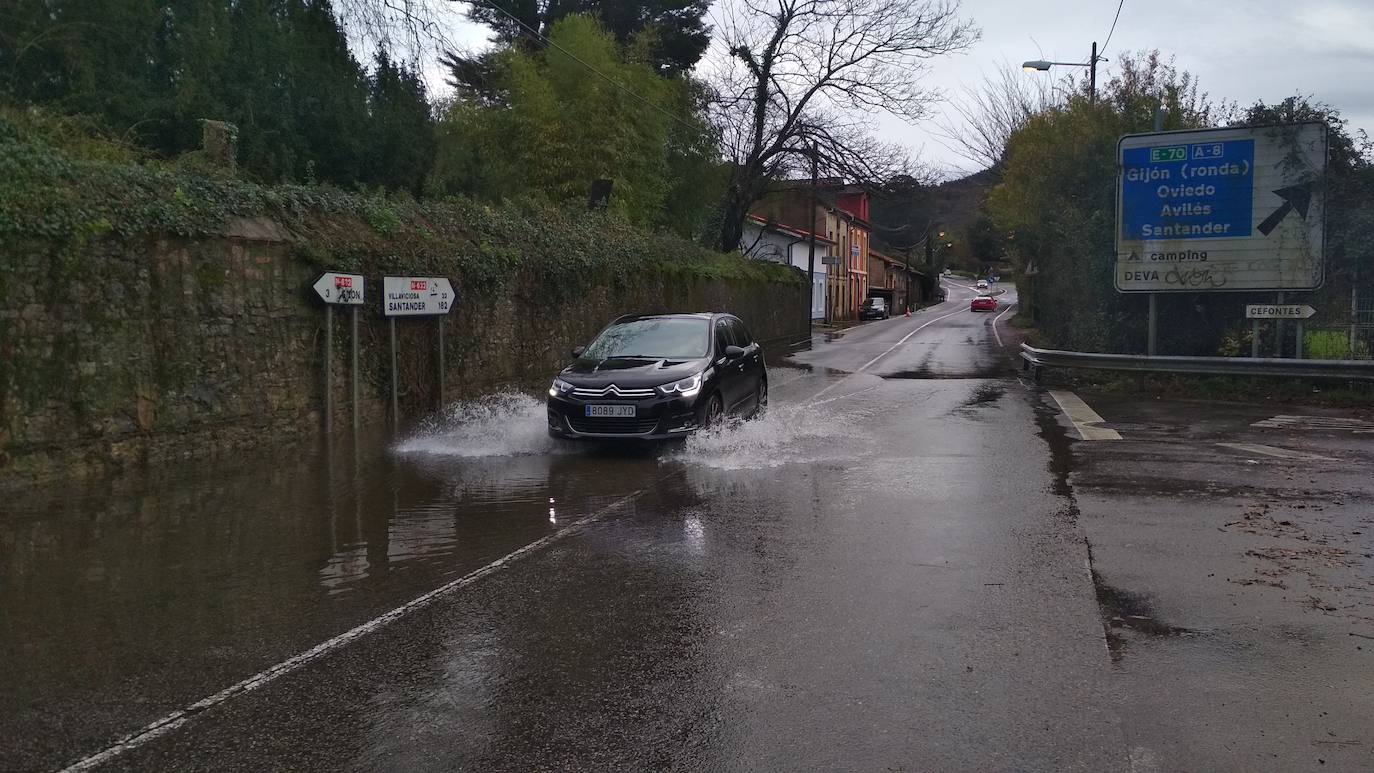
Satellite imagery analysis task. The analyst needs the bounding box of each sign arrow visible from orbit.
[1257,183,1312,236]
[312,272,365,305]
[1246,304,1316,319]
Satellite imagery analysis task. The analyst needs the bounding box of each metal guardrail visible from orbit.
[1020,343,1374,382]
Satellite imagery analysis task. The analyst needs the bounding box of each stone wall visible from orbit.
[0,220,808,486]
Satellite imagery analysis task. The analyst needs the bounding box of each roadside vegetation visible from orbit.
[956,52,1374,359]
[0,109,798,303]
[0,0,976,255]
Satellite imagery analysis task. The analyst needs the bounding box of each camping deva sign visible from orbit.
[1115,122,1327,293]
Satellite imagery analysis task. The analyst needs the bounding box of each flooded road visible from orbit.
[8,285,1373,772]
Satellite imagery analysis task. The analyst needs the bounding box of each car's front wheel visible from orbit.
[701,393,724,429]
[753,377,768,417]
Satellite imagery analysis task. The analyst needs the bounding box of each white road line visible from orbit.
[856,305,970,373]
[1216,442,1334,462]
[1047,390,1122,441]
[1253,415,1374,432]
[991,302,1017,348]
[59,485,657,772]
[805,286,980,402]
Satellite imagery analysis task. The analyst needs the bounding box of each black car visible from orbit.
[859,297,889,320]
[547,313,767,440]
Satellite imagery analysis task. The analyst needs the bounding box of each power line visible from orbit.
[1100,0,1126,57]
[463,0,707,135]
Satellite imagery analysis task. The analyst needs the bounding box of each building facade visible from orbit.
[741,215,833,320]
[750,179,873,322]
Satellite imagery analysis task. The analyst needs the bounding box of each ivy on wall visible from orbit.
[0,113,801,306]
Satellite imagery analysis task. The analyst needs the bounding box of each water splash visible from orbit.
[670,402,859,470]
[394,393,575,457]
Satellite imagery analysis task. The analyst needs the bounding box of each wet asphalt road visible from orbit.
[6,283,1373,771]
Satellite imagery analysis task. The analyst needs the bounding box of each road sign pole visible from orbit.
[389,316,399,428]
[437,317,445,411]
[1251,318,1260,358]
[350,306,359,434]
[381,275,456,423]
[1296,320,1304,359]
[1276,292,1286,357]
[324,304,333,436]
[313,272,365,433]
[1147,294,1158,355]
[1352,288,1359,358]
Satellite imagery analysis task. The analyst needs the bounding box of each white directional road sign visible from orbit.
[1116,122,1327,293]
[312,272,364,305]
[1246,304,1316,319]
[382,276,454,316]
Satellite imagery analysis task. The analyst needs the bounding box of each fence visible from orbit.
[1304,288,1374,360]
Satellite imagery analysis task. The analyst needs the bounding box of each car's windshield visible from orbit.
[582,318,710,359]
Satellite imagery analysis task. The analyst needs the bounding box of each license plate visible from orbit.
[585,404,635,418]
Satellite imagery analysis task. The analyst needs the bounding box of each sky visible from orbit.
[423,0,1374,179]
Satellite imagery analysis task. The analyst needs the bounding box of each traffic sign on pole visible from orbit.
[382,276,455,316]
[1246,304,1316,319]
[313,272,365,305]
[1115,122,1327,293]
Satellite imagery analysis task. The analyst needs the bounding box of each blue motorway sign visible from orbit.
[1115,123,1327,293]
[1120,139,1254,241]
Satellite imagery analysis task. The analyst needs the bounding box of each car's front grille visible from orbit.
[567,416,660,435]
[570,384,657,399]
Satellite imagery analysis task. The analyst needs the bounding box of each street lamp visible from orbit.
[1022,41,1103,103]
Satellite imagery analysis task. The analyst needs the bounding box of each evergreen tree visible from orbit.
[367,52,435,194]
[462,0,709,76]
[2,1,421,189]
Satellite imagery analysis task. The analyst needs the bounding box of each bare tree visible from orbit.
[934,61,1057,173]
[331,0,469,65]
[705,0,976,252]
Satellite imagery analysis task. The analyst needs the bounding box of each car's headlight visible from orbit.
[548,378,573,397]
[657,372,702,398]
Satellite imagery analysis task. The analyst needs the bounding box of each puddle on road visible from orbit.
[1093,575,1199,662]
[881,366,1009,380]
[2,381,879,765]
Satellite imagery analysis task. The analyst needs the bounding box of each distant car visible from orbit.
[975,280,990,291]
[547,312,766,440]
[971,295,997,312]
[859,297,890,320]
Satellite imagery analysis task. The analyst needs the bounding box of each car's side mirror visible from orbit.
[571,345,585,358]
[724,345,746,359]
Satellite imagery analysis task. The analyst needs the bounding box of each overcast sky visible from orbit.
[429,0,1374,179]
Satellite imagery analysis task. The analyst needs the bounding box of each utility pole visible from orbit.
[903,248,911,311]
[807,142,818,335]
[1089,41,1098,104]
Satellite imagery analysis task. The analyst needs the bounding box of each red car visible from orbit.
[970,295,997,312]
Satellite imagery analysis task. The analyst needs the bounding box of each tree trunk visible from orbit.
[717,186,751,253]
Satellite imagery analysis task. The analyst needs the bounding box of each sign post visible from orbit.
[324,305,332,436]
[382,276,456,427]
[351,305,359,432]
[1116,122,1327,356]
[1245,303,1316,358]
[312,272,365,436]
